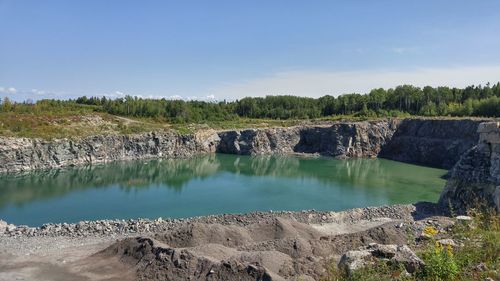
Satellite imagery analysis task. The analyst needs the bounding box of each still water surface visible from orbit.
[0,154,447,226]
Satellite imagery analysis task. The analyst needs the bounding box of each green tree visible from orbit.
[1,97,13,112]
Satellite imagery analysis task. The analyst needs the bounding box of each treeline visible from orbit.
[1,83,499,121]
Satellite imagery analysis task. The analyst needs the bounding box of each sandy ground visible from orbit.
[0,236,135,281]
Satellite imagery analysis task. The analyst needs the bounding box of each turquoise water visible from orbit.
[0,154,447,226]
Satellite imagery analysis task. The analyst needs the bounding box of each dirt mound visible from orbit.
[155,217,322,248]
[97,237,282,281]
[97,218,409,280]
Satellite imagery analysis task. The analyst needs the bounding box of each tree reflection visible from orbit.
[0,154,446,208]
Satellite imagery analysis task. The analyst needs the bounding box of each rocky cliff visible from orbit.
[217,120,399,158]
[0,131,219,173]
[378,119,484,169]
[0,118,489,173]
[439,121,500,212]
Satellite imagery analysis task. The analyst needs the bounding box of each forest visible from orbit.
[1,83,499,123]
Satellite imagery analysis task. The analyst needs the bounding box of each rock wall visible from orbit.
[379,119,484,169]
[0,131,220,173]
[216,120,399,158]
[0,118,489,174]
[216,119,486,168]
[439,121,500,212]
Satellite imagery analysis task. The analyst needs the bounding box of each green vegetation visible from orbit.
[0,83,499,138]
[420,241,459,280]
[321,210,500,281]
[76,83,500,120]
[0,100,168,139]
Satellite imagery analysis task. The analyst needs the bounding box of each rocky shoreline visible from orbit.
[0,203,442,238]
[0,118,490,173]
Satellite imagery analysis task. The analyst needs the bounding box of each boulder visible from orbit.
[455,215,472,221]
[437,239,457,248]
[6,224,17,233]
[338,243,424,274]
[0,220,7,233]
[338,249,374,272]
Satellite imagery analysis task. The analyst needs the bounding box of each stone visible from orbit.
[6,224,16,232]
[476,262,488,272]
[368,243,397,258]
[0,220,7,233]
[393,245,424,273]
[477,121,499,133]
[338,244,424,275]
[338,250,374,273]
[437,239,457,247]
[455,215,472,221]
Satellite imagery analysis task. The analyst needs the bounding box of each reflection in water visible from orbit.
[0,154,447,225]
[0,155,220,207]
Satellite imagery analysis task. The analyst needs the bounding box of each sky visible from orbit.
[1,0,500,101]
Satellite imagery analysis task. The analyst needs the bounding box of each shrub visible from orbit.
[420,242,459,280]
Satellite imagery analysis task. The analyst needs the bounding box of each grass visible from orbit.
[321,210,500,281]
[0,112,169,140]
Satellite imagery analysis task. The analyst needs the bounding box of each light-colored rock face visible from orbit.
[0,131,220,173]
[217,120,400,158]
[439,121,500,212]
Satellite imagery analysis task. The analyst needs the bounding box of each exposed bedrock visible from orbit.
[0,131,220,173]
[439,121,500,212]
[379,119,485,169]
[0,118,490,173]
[216,120,399,158]
[216,119,487,169]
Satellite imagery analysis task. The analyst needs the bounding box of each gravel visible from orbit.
[0,202,443,239]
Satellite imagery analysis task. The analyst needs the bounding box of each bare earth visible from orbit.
[0,203,449,281]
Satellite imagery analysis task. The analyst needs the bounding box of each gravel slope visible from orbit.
[0,203,448,281]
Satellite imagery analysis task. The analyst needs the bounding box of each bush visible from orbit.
[420,242,459,280]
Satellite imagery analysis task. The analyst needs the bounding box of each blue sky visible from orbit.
[1,0,500,101]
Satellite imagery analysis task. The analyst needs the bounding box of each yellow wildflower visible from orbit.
[446,244,453,257]
[424,226,439,236]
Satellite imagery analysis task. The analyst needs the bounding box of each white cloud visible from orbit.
[184,94,216,101]
[31,89,47,95]
[102,91,127,98]
[163,94,216,101]
[390,47,420,54]
[209,65,500,99]
[101,91,217,101]
[168,95,183,100]
[0,86,17,94]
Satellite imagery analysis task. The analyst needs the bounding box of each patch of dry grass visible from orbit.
[0,112,169,139]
